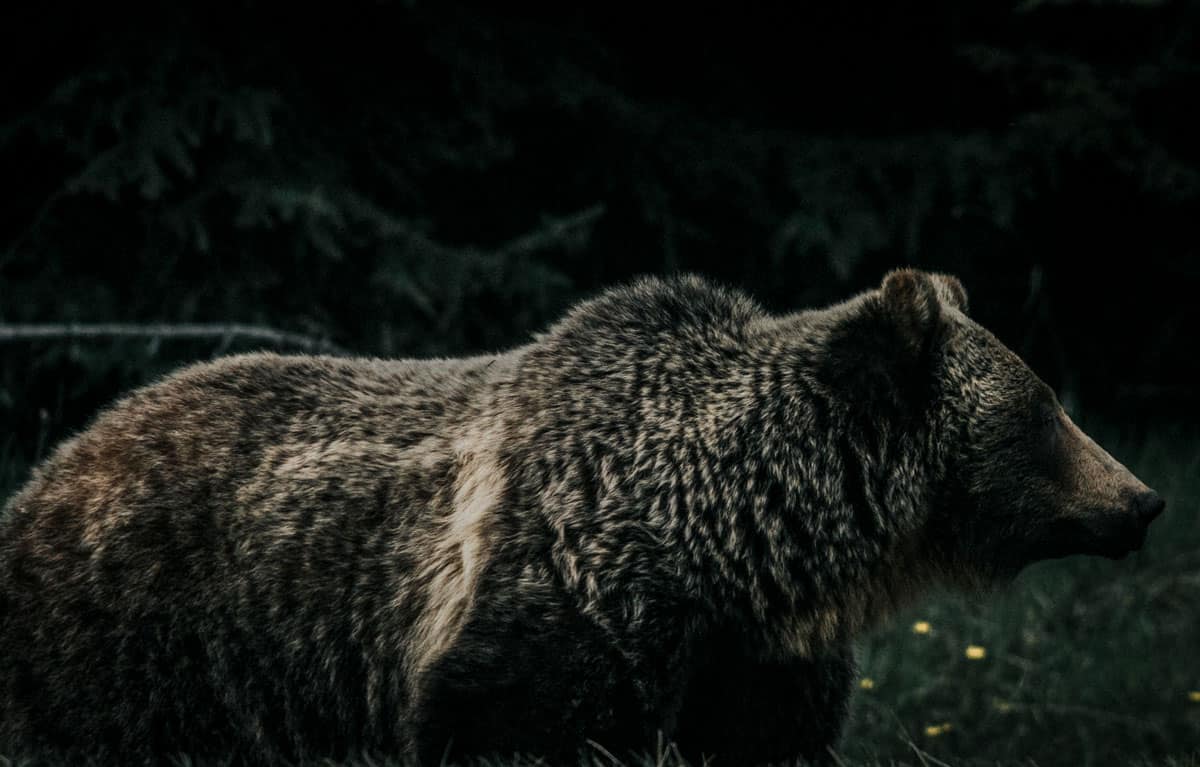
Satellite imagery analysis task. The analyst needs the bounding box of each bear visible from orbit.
[0,269,1164,765]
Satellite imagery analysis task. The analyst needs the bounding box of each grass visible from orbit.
[1,419,1198,766]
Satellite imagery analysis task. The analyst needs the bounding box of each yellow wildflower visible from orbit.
[859,677,875,690]
[912,620,931,635]
[924,722,953,737]
[965,645,987,660]
[993,699,1013,713]
[1189,691,1200,703]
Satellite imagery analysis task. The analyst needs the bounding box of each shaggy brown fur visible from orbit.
[0,271,1162,765]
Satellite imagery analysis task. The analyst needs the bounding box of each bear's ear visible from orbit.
[880,269,948,355]
[931,273,969,315]
[820,269,967,409]
[879,269,969,350]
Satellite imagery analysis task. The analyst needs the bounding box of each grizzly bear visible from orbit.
[0,270,1164,765]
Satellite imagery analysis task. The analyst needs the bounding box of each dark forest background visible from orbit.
[1,3,1200,765]
[3,1,1199,481]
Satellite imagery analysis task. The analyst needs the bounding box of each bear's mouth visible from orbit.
[1036,513,1149,562]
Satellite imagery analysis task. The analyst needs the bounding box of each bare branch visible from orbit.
[0,323,349,356]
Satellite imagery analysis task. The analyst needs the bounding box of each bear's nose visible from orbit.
[1133,490,1166,524]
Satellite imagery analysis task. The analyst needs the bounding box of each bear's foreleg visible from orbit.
[673,641,855,766]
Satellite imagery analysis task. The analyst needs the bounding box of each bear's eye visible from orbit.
[1038,405,1060,430]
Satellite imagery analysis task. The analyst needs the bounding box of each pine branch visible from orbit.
[496,204,606,258]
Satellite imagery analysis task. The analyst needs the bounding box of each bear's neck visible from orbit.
[504,307,950,659]
[665,320,948,656]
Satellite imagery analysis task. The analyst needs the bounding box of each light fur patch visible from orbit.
[406,430,503,679]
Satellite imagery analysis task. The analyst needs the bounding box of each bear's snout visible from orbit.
[1132,490,1166,525]
[1084,489,1163,560]
[1059,415,1164,558]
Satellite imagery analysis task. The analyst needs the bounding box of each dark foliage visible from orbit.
[2,0,1198,485]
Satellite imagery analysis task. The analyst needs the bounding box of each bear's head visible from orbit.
[862,269,1164,582]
